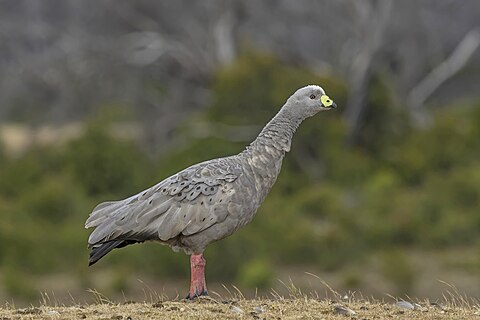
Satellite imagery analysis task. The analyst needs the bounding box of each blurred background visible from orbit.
[0,0,479,305]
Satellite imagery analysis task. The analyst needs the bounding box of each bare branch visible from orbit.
[343,0,394,144]
[213,4,237,66]
[408,28,480,113]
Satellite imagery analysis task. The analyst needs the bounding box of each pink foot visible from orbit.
[187,253,208,299]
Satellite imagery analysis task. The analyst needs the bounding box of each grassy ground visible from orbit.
[1,296,479,320]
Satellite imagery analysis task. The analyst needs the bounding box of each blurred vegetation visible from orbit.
[0,51,479,300]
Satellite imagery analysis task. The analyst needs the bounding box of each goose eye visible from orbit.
[309,94,316,99]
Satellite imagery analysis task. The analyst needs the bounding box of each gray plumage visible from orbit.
[85,85,336,265]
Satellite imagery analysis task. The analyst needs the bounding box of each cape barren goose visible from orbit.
[85,85,337,298]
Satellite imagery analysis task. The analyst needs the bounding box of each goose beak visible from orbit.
[325,102,337,110]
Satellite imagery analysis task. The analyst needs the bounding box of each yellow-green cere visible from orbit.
[321,95,333,107]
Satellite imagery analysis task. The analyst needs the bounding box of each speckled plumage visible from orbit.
[85,85,336,265]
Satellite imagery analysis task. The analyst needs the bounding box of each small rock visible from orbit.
[222,299,239,304]
[152,302,164,308]
[333,305,356,316]
[209,308,225,314]
[430,302,446,311]
[250,306,265,319]
[252,306,264,314]
[126,317,133,320]
[414,303,427,312]
[166,306,180,311]
[230,305,245,314]
[414,303,422,308]
[78,314,87,319]
[395,300,415,310]
[46,310,60,317]
[16,308,42,315]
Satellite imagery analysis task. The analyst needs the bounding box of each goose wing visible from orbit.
[85,157,241,249]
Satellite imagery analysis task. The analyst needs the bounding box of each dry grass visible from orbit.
[1,283,479,320]
[0,297,479,320]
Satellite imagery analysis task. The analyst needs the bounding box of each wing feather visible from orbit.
[85,157,241,249]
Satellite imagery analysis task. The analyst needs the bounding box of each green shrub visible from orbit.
[0,153,44,197]
[237,259,274,289]
[66,122,151,198]
[19,175,88,225]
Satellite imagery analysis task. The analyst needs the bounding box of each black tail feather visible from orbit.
[88,240,125,266]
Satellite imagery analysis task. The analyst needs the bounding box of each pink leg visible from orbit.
[188,253,208,299]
